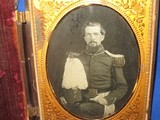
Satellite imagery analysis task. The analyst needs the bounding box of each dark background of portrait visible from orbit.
[47,5,139,113]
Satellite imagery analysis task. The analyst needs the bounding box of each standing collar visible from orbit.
[85,45,105,55]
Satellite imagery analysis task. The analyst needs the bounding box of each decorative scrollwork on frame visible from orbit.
[34,0,147,42]
[43,89,65,120]
[34,0,81,41]
[118,94,141,120]
[43,88,76,120]
[112,0,147,37]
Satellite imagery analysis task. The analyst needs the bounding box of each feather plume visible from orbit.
[62,58,88,90]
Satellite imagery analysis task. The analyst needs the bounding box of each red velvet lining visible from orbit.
[0,0,27,120]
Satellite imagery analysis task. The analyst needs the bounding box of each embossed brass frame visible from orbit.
[27,0,158,119]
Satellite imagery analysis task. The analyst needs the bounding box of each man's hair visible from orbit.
[82,21,106,36]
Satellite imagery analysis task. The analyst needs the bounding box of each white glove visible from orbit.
[91,97,108,105]
[60,97,67,105]
[90,92,109,105]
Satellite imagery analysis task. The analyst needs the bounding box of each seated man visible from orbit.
[61,21,128,119]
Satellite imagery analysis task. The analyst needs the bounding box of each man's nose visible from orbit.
[90,34,96,41]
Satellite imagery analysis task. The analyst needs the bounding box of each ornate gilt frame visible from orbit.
[27,0,158,119]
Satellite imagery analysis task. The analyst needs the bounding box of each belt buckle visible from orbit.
[88,88,98,98]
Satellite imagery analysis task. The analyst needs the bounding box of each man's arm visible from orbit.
[105,67,128,105]
[104,52,128,105]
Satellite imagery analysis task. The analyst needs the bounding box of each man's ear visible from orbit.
[101,35,105,41]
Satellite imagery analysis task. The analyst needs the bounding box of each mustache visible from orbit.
[89,41,97,44]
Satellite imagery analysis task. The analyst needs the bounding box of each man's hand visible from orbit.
[60,97,67,105]
[90,96,108,105]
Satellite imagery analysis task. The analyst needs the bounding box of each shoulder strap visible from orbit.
[67,51,84,58]
[105,50,125,67]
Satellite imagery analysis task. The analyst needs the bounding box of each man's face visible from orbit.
[84,26,105,47]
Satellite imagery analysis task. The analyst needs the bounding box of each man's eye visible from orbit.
[85,34,91,37]
[94,33,99,36]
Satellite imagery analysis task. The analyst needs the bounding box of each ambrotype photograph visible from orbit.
[46,5,139,119]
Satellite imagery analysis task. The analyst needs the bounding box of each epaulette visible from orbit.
[105,50,125,67]
[67,51,84,58]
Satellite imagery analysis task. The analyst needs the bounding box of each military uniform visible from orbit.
[63,45,128,119]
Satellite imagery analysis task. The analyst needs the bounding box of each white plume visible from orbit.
[62,58,88,90]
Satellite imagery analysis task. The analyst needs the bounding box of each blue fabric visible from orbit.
[17,0,25,12]
[151,19,160,120]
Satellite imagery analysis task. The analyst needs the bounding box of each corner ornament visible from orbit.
[114,0,147,37]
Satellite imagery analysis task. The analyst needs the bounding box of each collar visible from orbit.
[85,45,105,55]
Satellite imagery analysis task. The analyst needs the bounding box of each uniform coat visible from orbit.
[63,45,128,119]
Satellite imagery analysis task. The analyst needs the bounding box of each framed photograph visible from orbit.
[26,0,159,119]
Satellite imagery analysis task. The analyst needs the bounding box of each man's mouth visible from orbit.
[89,41,97,47]
[87,41,99,53]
